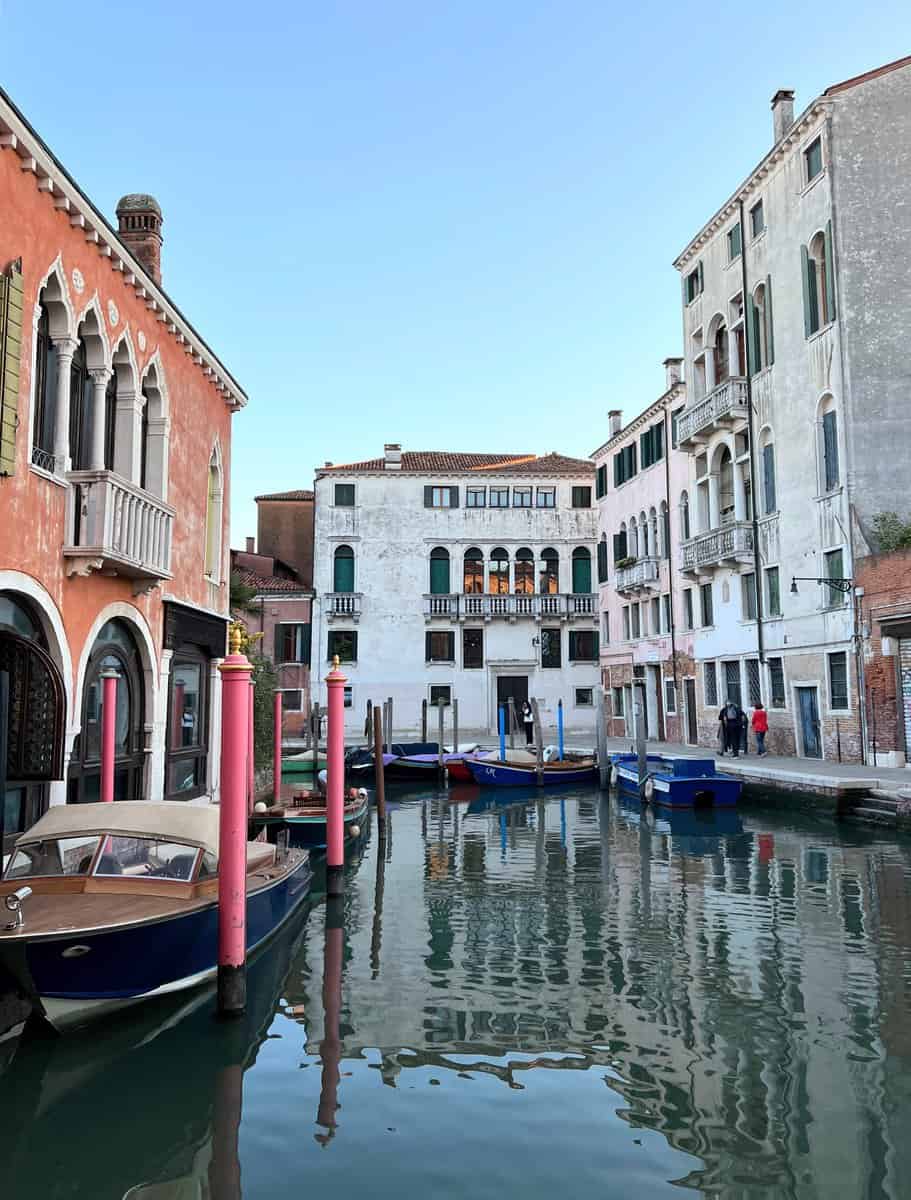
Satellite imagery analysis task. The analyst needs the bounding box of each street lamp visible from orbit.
[790,575,854,595]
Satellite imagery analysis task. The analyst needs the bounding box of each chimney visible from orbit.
[245,536,255,553]
[771,89,795,144]
[384,443,403,470]
[116,194,163,285]
[664,357,684,389]
[608,410,622,437]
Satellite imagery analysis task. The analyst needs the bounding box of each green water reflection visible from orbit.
[2,788,911,1199]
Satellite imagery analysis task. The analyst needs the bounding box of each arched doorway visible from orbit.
[0,592,65,849]
[68,619,145,804]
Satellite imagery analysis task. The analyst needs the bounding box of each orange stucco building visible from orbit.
[0,88,245,853]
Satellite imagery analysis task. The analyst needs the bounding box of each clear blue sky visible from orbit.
[3,3,908,541]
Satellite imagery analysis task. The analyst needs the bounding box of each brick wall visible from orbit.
[857,547,911,760]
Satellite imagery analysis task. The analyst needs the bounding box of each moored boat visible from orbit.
[447,748,536,783]
[465,756,597,787]
[250,790,369,848]
[611,754,741,808]
[0,802,312,1033]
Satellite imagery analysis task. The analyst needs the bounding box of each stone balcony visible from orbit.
[64,470,174,587]
[680,520,754,574]
[614,557,660,595]
[325,592,363,622]
[675,377,749,451]
[423,593,597,622]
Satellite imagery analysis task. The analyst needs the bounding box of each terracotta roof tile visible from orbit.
[254,489,314,501]
[322,450,592,475]
[232,568,309,594]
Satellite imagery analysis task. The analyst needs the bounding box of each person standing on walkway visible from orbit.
[718,699,743,756]
[521,700,535,746]
[752,702,769,756]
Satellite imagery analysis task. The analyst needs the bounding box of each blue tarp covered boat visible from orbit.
[611,754,741,808]
[465,757,597,787]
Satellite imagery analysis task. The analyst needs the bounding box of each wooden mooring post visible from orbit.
[508,698,518,750]
[372,704,386,828]
[635,681,648,801]
[311,701,320,774]
[452,697,459,756]
[596,688,610,789]
[531,698,544,787]
[437,698,445,784]
[421,698,428,743]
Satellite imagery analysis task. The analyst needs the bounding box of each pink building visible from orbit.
[592,360,698,744]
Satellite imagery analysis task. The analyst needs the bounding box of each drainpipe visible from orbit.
[738,198,765,667]
[663,406,680,719]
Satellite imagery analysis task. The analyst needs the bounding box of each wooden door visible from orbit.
[797,687,822,758]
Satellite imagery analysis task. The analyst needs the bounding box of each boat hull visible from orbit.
[465,760,597,787]
[251,797,369,848]
[612,755,740,808]
[3,854,312,1033]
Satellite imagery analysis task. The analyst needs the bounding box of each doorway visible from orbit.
[685,678,698,744]
[496,675,528,736]
[796,686,822,759]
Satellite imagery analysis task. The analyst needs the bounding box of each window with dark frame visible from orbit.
[489,487,509,507]
[343,686,353,709]
[166,648,209,803]
[742,572,757,621]
[334,483,355,506]
[746,658,762,706]
[428,485,457,508]
[275,622,311,664]
[622,607,630,640]
[466,486,486,508]
[612,687,624,716]
[671,407,684,449]
[281,689,303,711]
[750,200,765,238]
[727,223,742,262]
[768,657,786,708]
[425,630,455,663]
[700,582,714,627]
[824,548,846,607]
[430,685,451,707]
[664,679,677,714]
[572,486,592,508]
[327,630,358,663]
[685,262,703,304]
[765,567,781,617]
[462,627,483,668]
[804,137,823,183]
[575,688,594,707]
[828,651,848,710]
[631,605,640,639]
[683,588,694,631]
[541,628,561,668]
[512,486,532,507]
[704,661,718,707]
[568,630,599,661]
[662,593,671,634]
[536,487,556,508]
[823,410,839,490]
[595,465,607,499]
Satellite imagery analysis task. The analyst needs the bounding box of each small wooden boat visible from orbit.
[250,789,369,848]
[346,742,476,781]
[447,748,535,783]
[281,751,327,776]
[464,756,597,787]
[611,754,741,808]
[0,802,312,1033]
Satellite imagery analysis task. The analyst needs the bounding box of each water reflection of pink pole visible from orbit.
[217,627,253,1016]
[247,679,256,814]
[316,895,343,1145]
[325,656,346,897]
[273,691,283,805]
[100,668,118,803]
[209,1062,243,1199]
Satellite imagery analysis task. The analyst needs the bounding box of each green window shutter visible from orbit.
[572,555,591,594]
[449,486,460,508]
[824,220,836,321]
[800,245,812,338]
[763,444,776,513]
[333,552,354,593]
[446,632,455,660]
[823,410,839,490]
[593,631,600,658]
[0,265,24,476]
[613,455,620,488]
[597,540,608,583]
[653,420,664,462]
[765,275,775,364]
[425,631,432,662]
[640,430,650,469]
[302,623,312,664]
[630,442,637,475]
[423,485,434,507]
[429,556,450,594]
[697,261,704,293]
[745,292,758,374]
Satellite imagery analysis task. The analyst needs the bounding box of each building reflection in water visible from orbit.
[286,788,911,1199]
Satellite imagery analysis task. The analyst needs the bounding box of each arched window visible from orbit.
[680,491,691,541]
[713,321,729,385]
[750,282,772,372]
[805,230,834,335]
[333,544,355,593]
[488,547,510,595]
[514,548,535,595]
[718,447,734,523]
[571,547,592,594]
[819,398,840,492]
[32,304,58,468]
[629,516,638,558]
[760,432,777,514]
[68,619,145,804]
[539,548,559,595]
[68,338,93,471]
[429,546,450,595]
[138,360,168,497]
[659,501,669,559]
[104,373,117,471]
[463,547,484,594]
[597,534,608,583]
[204,449,224,581]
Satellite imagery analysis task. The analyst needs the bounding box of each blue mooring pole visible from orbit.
[499,704,506,760]
[557,698,564,761]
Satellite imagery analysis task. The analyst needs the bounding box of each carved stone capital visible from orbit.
[51,336,78,363]
[89,366,112,388]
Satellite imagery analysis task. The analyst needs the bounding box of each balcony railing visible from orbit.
[325,592,363,621]
[680,521,754,573]
[423,594,597,621]
[614,557,660,594]
[675,377,749,450]
[64,470,174,583]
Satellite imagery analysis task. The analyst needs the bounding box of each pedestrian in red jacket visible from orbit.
[751,703,769,756]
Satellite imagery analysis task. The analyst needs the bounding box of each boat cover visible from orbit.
[15,802,221,859]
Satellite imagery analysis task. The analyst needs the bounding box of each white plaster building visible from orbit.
[672,56,911,761]
[311,446,600,739]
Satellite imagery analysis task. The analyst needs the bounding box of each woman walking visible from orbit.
[752,702,769,756]
[521,700,535,746]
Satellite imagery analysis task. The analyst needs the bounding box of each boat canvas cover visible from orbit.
[16,802,221,859]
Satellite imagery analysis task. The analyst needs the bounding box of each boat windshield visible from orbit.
[5,836,102,880]
[92,837,201,881]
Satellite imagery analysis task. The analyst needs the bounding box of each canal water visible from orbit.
[2,785,911,1199]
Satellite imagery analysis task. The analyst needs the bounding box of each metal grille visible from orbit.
[724,660,743,707]
[0,632,65,780]
[768,657,786,707]
[746,658,762,706]
[30,445,57,473]
[704,661,718,707]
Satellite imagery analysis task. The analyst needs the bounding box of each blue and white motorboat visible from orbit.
[611,754,741,808]
[0,802,312,1033]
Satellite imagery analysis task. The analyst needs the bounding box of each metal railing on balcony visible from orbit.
[680,521,754,572]
[423,593,596,621]
[614,557,660,594]
[675,377,749,449]
[325,592,363,620]
[64,470,174,582]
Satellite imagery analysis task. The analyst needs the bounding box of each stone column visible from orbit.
[708,472,721,530]
[704,346,716,393]
[733,463,747,521]
[113,390,144,483]
[51,336,77,472]
[88,367,112,471]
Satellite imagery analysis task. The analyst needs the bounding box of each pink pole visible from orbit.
[217,628,253,1016]
[100,669,118,803]
[247,679,256,814]
[325,655,347,894]
[273,691,283,806]
[316,897,343,1143]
